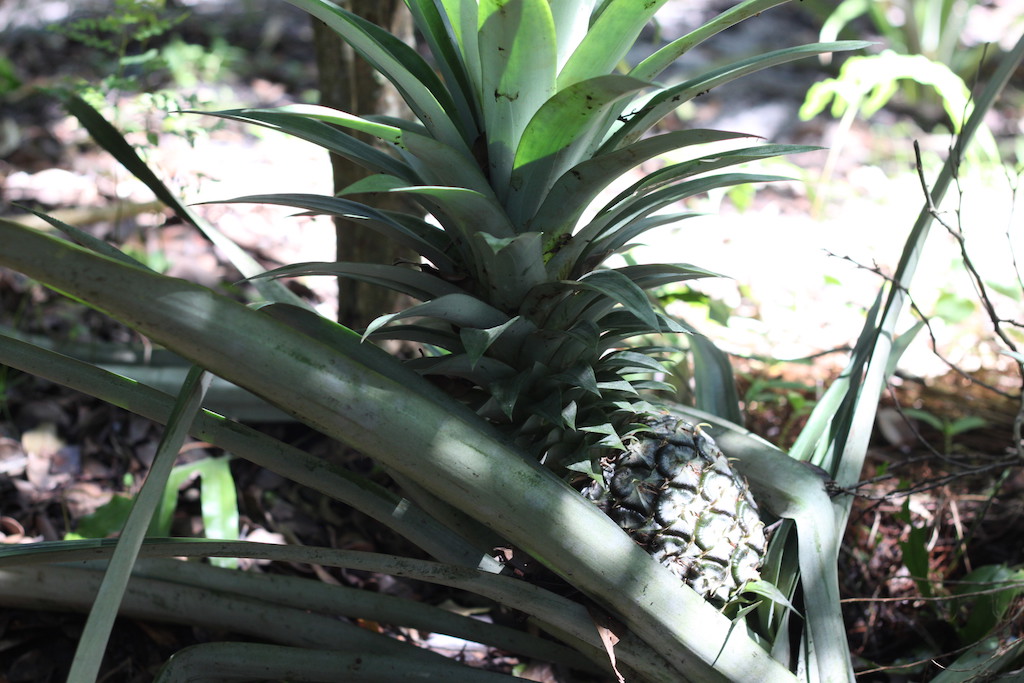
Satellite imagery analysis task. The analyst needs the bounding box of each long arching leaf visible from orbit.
[602,41,871,152]
[199,108,414,180]
[531,129,753,241]
[282,0,469,150]
[201,193,454,269]
[253,261,466,301]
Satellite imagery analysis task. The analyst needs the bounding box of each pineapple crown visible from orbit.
[203,0,863,468]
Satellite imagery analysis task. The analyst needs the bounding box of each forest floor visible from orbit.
[0,1,1023,680]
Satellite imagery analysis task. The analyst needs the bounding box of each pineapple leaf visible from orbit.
[368,322,462,349]
[613,263,722,291]
[690,334,743,425]
[596,310,693,349]
[408,353,516,385]
[489,368,538,419]
[551,363,600,396]
[461,317,522,369]
[606,144,818,209]
[630,0,790,81]
[574,172,790,269]
[340,177,516,244]
[560,400,578,430]
[595,379,638,396]
[364,293,510,337]
[281,0,468,150]
[532,129,753,243]
[439,0,482,107]
[556,0,670,89]
[579,422,626,451]
[567,269,660,333]
[600,350,668,374]
[508,74,651,225]
[62,94,306,307]
[242,104,491,193]
[477,0,558,198]
[547,212,701,280]
[603,41,872,151]
[199,108,413,180]
[404,0,480,136]
[202,193,454,270]
[598,172,794,222]
[470,232,548,311]
[625,379,675,393]
[251,261,464,302]
[548,0,596,70]
[564,457,603,482]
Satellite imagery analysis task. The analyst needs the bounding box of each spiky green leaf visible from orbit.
[603,41,872,151]
[614,263,723,291]
[461,317,522,369]
[203,193,453,270]
[282,0,469,149]
[566,269,660,333]
[200,109,413,181]
[364,293,510,339]
[532,129,753,241]
[470,232,548,311]
[253,262,464,302]
[630,0,790,82]
[556,0,670,88]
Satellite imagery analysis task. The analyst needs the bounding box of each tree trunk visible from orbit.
[311,1,415,330]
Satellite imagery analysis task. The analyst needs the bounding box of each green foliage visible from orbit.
[57,0,183,54]
[65,494,136,541]
[953,564,1024,646]
[0,56,21,96]
[931,289,977,325]
[65,455,240,570]
[816,0,996,78]
[902,407,987,454]
[51,0,231,157]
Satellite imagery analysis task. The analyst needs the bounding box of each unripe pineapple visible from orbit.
[584,415,766,603]
[223,0,856,604]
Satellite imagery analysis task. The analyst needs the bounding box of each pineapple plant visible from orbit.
[200,0,858,605]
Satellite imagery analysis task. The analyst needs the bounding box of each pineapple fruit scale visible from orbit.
[219,0,858,603]
[584,414,766,603]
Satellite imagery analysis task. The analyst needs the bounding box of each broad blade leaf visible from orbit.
[556,0,670,88]
[477,0,557,196]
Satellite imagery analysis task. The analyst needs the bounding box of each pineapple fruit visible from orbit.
[584,414,766,603]
[212,0,855,603]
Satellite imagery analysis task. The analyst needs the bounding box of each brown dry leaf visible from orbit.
[22,422,68,491]
[588,607,625,683]
[0,516,25,543]
[0,436,27,477]
[62,482,114,519]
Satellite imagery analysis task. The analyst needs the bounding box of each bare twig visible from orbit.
[912,141,1024,461]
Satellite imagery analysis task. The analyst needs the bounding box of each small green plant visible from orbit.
[903,408,988,455]
[66,454,240,568]
[894,499,1024,665]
